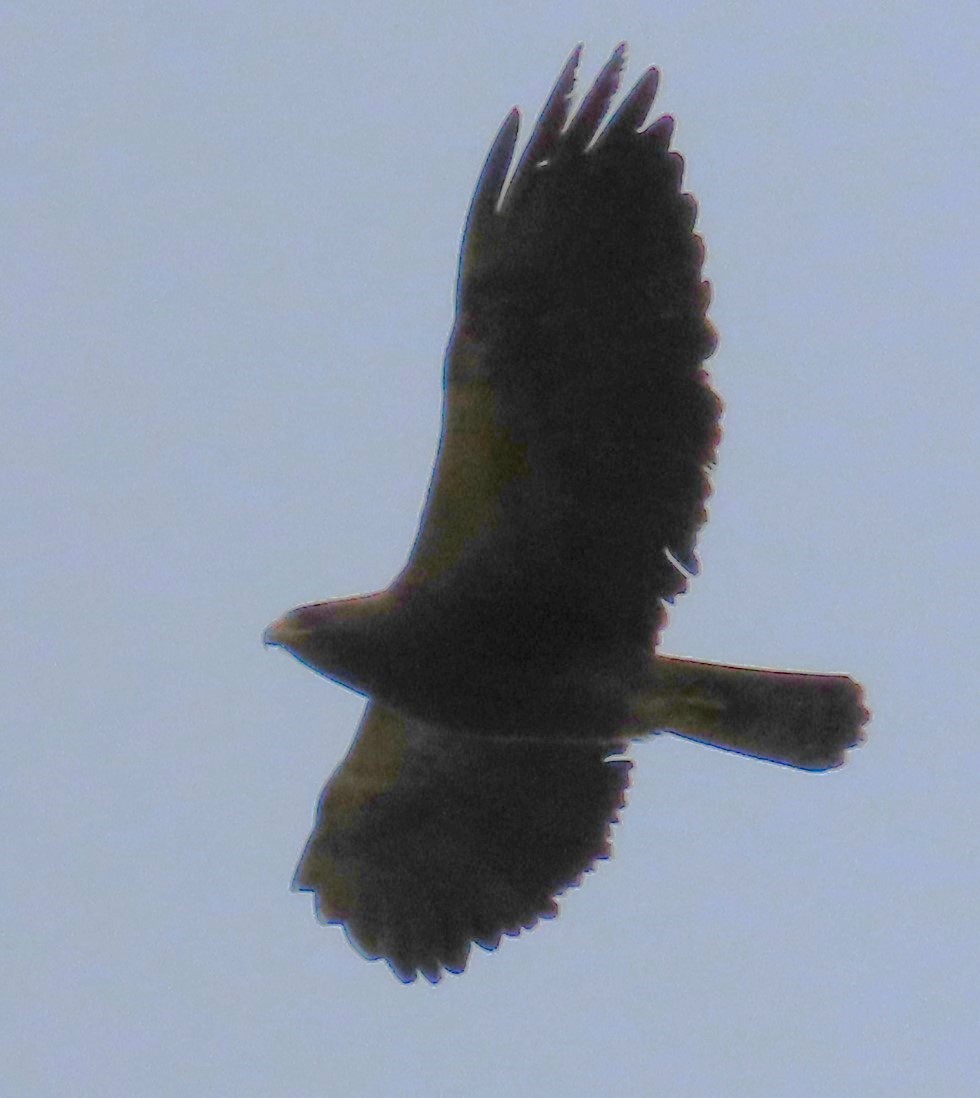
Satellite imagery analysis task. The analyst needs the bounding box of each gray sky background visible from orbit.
[5,3,979,1096]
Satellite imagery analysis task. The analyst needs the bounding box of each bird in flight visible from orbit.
[264,44,868,983]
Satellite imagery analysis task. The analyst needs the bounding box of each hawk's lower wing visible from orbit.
[293,702,631,983]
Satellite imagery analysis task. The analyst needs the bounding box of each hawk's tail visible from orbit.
[626,655,868,770]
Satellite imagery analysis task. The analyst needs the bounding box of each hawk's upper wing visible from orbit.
[397,46,720,650]
[293,701,630,983]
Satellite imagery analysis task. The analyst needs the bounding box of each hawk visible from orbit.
[264,45,867,983]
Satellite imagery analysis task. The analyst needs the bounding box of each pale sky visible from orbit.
[5,3,979,1096]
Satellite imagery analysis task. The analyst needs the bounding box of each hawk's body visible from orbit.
[265,46,867,983]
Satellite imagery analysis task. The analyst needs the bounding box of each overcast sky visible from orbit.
[5,2,979,1096]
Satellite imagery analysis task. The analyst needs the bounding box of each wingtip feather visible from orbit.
[603,65,660,140]
[460,106,521,252]
[561,44,628,152]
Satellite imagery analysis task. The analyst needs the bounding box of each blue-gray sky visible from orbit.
[5,3,979,1095]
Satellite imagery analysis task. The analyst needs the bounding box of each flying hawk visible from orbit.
[264,45,867,983]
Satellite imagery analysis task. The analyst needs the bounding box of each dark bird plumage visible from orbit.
[265,45,868,983]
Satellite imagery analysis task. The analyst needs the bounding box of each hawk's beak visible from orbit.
[263,613,304,648]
